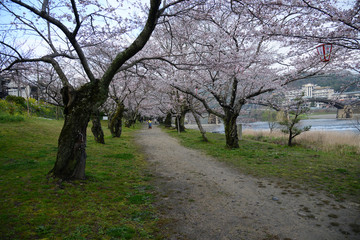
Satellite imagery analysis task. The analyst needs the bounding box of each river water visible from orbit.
[192,118,359,135]
[239,118,359,134]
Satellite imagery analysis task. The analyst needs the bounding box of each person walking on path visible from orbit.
[148,120,152,129]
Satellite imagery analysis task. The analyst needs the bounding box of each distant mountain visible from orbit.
[287,73,360,92]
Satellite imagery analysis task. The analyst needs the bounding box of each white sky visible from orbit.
[0,0,148,58]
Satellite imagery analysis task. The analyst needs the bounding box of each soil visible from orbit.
[135,126,360,240]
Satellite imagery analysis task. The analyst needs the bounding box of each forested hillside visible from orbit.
[288,73,360,92]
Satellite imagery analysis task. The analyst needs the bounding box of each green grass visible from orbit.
[0,118,161,239]
[165,127,360,202]
[0,112,25,123]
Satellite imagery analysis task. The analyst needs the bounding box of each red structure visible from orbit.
[316,43,333,62]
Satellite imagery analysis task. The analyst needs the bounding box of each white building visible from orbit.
[285,83,334,100]
[304,84,334,99]
[303,84,313,97]
[1,79,39,99]
[7,80,31,98]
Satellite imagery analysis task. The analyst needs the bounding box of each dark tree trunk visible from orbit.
[91,110,105,144]
[164,112,172,128]
[124,110,138,128]
[288,129,293,146]
[49,83,107,180]
[125,119,135,128]
[175,114,186,132]
[175,106,189,132]
[53,110,89,180]
[223,112,239,149]
[157,116,164,124]
[110,102,125,138]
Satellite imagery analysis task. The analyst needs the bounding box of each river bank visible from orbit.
[185,120,360,152]
[186,115,360,134]
[307,113,337,119]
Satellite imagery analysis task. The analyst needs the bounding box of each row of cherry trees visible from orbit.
[0,0,359,180]
[0,0,200,180]
[141,0,359,148]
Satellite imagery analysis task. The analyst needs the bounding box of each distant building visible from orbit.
[335,91,360,100]
[0,77,39,99]
[283,83,335,108]
[303,84,314,97]
[285,83,334,100]
[0,77,10,99]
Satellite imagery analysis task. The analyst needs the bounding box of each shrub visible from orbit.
[0,99,10,112]
[0,112,25,122]
[0,99,24,115]
[5,95,26,108]
[0,98,60,119]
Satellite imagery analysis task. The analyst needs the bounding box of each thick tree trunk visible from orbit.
[164,112,172,128]
[175,113,186,132]
[125,117,135,128]
[52,109,89,180]
[49,82,107,180]
[110,102,125,138]
[125,116,136,128]
[125,120,132,128]
[113,118,122,137]
[223,113,239,149]
[157,116,164,124]
[91,110,105,144]
[175,106,189,132]
[124,110,138,128]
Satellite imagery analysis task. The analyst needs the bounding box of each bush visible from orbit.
[0,99,24,115]
[0,98,61,119]
[5,95,26,108]
[0,112,25,122]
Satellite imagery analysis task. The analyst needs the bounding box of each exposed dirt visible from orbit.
[135,126,360,240]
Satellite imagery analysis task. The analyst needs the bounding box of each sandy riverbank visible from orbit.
[307,114,337,119]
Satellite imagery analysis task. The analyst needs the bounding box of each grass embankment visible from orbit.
[165,128,360,202]
[0,119,160,239]
[244,129,360,152]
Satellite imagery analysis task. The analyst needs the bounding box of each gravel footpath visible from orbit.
[135,126,360,240]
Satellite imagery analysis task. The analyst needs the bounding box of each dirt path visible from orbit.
[135,126,360,240]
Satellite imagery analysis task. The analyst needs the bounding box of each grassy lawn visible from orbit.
[0,118,160,239]
[165,127,360,202]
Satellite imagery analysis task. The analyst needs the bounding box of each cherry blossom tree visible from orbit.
[278,95,312,146]
[141,75,176,127]
[108,88,127,137]
[230,0,359,50]
[148,86,176,127]
[151,0,329,148]
[187,96,209,141]
[231,0,360,85]
[0,0,195,180]
[35,65,64,107]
